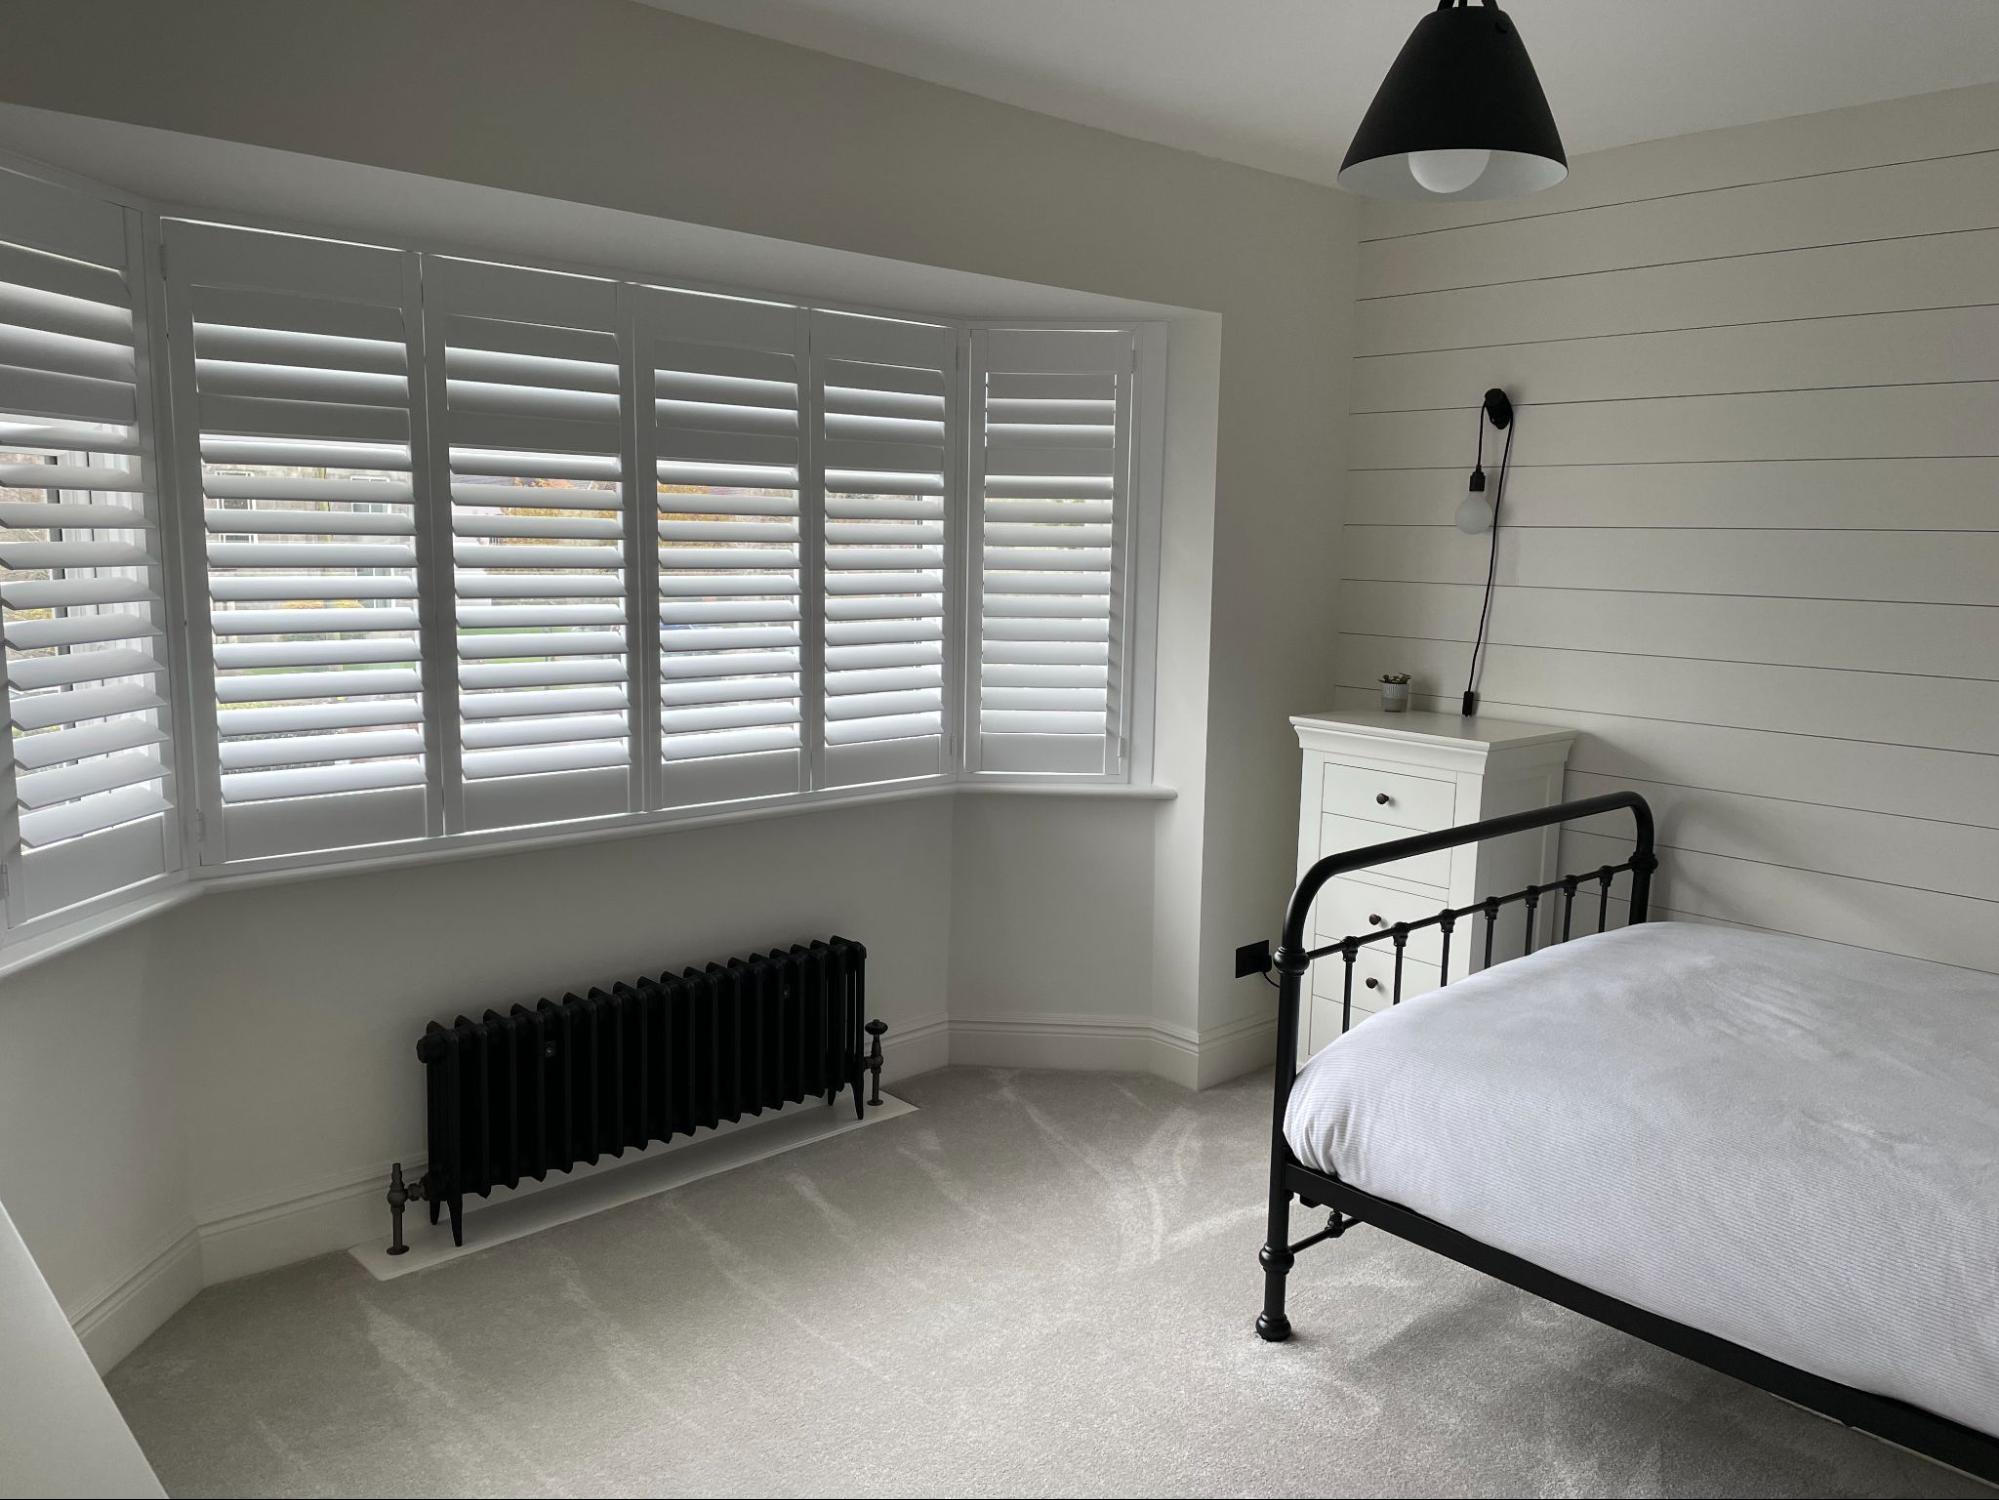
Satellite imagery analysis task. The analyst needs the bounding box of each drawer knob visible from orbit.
[1364,977,1381,990]
[1368,913,1384,927]
[1375,792,1391,805]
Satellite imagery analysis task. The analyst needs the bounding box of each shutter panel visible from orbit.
[811,311,955,788]
[969,327,1132,777]
[425,258,634,832]
[636,287,805,808]
[163,221,431,861]
[0,169,179,924]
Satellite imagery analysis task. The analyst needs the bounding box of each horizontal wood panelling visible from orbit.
[1340,89,1999,975]
[1353,306,1999,413]
[1338,582,1993,679]
[1343,458,1999,531]
[1363,82,1999,241]
[1356,228,1999,355]
[1560,828,1999,975]
[1335,636,1995,756]
[1327,685,1999,833]
[1561,771,1999,904]
[1342,526,1998,606]
[1359,148,1999,298]
[1351,383,1999,469]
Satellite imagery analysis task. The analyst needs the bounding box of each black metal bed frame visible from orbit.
[1256,790,1999,1486]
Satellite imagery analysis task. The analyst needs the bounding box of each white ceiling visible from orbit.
[642,0,1999,186]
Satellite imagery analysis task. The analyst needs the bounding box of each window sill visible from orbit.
[0,777,1175,982]
[0,882,200,983]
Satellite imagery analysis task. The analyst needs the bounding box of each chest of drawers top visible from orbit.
[1291,707,1576,776]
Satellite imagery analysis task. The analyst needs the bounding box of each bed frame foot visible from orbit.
[1257,1241,1294,1341]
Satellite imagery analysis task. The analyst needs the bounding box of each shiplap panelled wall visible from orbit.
[1335,83,1999,977]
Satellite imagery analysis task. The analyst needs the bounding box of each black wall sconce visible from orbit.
[1460,387,1513,716]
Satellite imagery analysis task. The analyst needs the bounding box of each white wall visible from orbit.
[0,0,1355,1366]
[1336,82,1999,976]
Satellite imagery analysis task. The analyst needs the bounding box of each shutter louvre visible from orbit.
[811,311,956,789]
[1,168,179,921]
[427,259,634,833]
[969,328,1134,777]
[164,220,430,854]
[639,288,806,808]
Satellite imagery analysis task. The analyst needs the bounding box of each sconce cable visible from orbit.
[1460,418,1514,716]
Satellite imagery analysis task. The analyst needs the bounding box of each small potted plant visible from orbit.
[1378,672,1412,713]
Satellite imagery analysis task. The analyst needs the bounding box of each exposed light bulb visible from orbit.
[1409,148,1492,195]
[1455,490,1495,534]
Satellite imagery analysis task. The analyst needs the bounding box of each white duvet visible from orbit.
[1284,921,1999,1439]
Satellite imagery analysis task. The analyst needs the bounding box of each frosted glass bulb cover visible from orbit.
[1409,148,1492,195]
[1456,492,1495,534]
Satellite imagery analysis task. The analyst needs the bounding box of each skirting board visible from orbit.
[69,1222,203,1375]
[947,1011,1277,1090]
[351,1093,917,1280]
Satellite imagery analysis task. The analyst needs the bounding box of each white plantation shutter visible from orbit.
[0,170,180,923]
[968,327,1133,777]
[163,221,432,862]
[811,311,956,788]
[636,287,806,808]
[424,258,634,832]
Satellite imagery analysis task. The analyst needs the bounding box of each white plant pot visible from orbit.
[1379,682,1410,713]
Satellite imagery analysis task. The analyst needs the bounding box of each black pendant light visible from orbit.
[1340,0,1566,200]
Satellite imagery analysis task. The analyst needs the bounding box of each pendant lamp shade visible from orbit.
[1340,0,1567,201]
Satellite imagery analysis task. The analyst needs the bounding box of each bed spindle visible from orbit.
[1561,876,1579,942]
[1391,926,1408,1003]
[1481,896,1500,970]
[1522,888,1540,955]
[1340,939,1357,1033]
[1597,865,1613,932]
[1438,912,1455,980]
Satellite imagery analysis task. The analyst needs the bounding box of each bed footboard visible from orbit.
[1256,790,1655,1342]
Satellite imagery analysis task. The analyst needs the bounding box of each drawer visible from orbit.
[1320,813,1452,889]
[1320,760,1454,831]
[1313,875,1447,965]
[1307,946,1442,1050]
[1311,943,1442,1014]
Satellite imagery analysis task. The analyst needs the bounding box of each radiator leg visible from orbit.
[863,1020,886,1110]
[448,1194,464,1248]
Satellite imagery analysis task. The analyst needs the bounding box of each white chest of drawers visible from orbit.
[1291,708,1576,1061]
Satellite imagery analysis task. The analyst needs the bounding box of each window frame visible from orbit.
[0,161,1169,961]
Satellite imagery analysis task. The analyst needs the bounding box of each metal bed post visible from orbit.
[1255,790,1657,1344]
[1256,939,1308,1342]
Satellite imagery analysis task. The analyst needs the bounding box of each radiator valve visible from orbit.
[385,1161,427,1257]
[864,1019,887,1108]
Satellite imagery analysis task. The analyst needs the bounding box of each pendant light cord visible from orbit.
[1461,419,1513,717]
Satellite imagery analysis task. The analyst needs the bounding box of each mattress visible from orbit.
[1283,921,1999,1438]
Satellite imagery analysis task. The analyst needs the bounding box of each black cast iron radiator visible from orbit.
[387,937,882,1249]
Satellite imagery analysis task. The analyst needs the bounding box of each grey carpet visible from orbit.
[107,1067,1985,1498]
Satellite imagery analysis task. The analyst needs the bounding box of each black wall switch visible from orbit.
[1235,939,1272,978]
